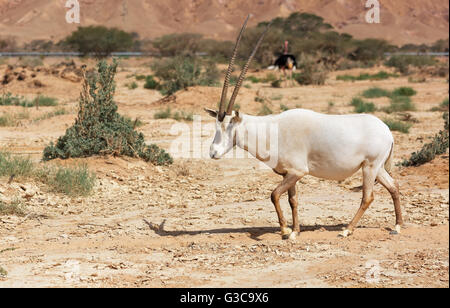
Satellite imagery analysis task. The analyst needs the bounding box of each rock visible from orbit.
[60,70,82,83]
[30,79,45,88]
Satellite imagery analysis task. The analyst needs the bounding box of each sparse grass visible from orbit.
[1,93,58,108]
[383,118,412,134]
[0,57,9,65]
[391,87,417,97]
[0,93,33,107]
[126,81,138,90]
[17,57,43,68]
[264,73,278,83]
[362,87,391,99]
[33,95,58,107]
[46,165,96,197]
[33,108,67,122]
[154,107,172,119]
[0,111,30,127]
[271,79,282,88]
[135,74,146,81]
[0,266,7,277]
[154,107,193,121]
[271,94,283,101]
[0,200,26,217]
[327,101,335,113]
[247,76,261,83]
[0,152,34,178]
[337,71,399,82]
[280,104,290,112]
[350,97,376,113]
[0,152,96,197]
[258,104,273,116]
[255,96,267,104]
[430,98,449,112]
[408,76,427,83]
[382,96,416,113]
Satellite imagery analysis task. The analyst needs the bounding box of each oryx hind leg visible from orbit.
[340,163,377,237]
[376,168,402,234]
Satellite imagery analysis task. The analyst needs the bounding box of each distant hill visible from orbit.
[0,0,448,45]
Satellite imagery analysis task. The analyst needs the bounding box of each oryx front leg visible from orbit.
[287,184,300,240]
[271,173,301,239]
[341,164,376,237]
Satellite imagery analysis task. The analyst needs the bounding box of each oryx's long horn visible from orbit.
[227,22,272,115]
[218,14,250,121]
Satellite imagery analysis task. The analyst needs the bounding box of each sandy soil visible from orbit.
[0,58,448,287]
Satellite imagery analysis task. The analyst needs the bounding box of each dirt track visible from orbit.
[0,58,448,287]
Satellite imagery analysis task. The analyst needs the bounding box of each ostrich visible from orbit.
[268,41,297,86]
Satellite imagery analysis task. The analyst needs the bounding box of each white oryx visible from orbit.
[205,15,402,240]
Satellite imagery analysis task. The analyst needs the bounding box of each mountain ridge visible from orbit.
[0,0,448,45]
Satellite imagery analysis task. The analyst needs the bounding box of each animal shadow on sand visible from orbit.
[143,219,346,241]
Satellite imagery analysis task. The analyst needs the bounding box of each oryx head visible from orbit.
[205,15,271,159]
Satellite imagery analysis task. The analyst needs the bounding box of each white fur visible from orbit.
[217,109,394,180]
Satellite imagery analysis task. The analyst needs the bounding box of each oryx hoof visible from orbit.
[338,229,352,238]
[281,227,292,239]
[288,231,298,241]
[390,224,401,235]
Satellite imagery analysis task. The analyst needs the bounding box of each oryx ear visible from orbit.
[204,108,218,118]
[231,111,242,124]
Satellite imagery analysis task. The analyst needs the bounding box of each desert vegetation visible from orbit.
[42,60,172,166]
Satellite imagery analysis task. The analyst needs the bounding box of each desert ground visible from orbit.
[0,57,448,287]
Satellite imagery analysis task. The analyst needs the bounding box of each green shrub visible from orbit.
[401,112,449,166]
[63,26,137,57]
[43,60,173,166]
[391,87,417,97]
[151,56,219,96]
[33,108,67,122]
[385,55,437,74]
[350,97,376,113]
[152,33,203,57]
[294,55,328,85]
[143,75,160,90]
[362,87,391,98]
[383,119,412,134]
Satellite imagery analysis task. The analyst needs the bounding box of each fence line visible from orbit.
[1,51,448,58]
